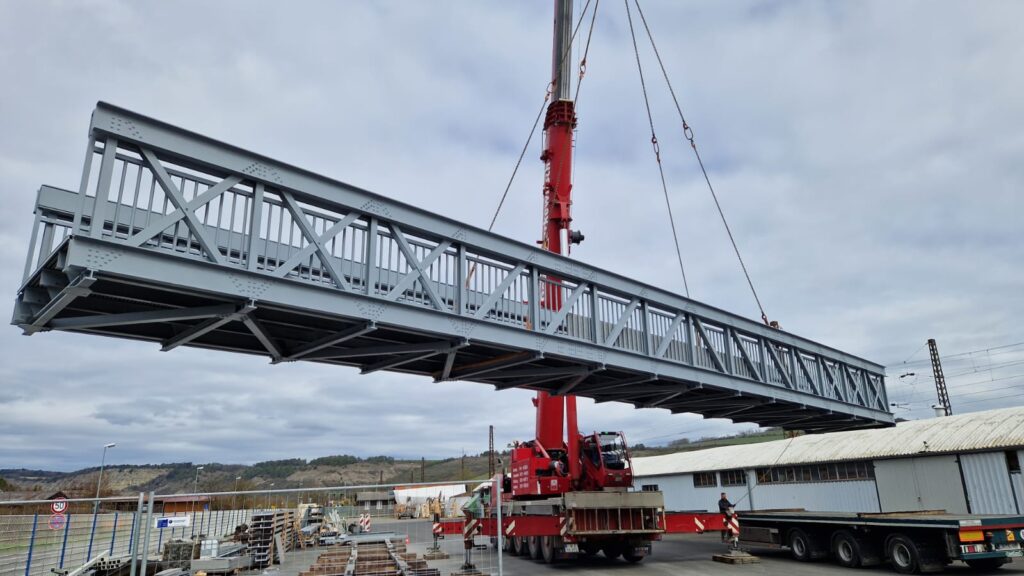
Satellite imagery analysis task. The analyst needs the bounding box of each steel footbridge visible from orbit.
[13,103,892,431]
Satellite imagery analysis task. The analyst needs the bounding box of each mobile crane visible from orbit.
[435,1,717,565]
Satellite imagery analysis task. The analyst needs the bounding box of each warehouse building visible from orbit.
[632,406,1024,515]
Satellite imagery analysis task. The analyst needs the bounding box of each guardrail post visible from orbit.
[24,513,38,576]
[59,512,71,568]
[109,511,119,554]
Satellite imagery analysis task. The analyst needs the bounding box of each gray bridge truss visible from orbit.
[12,103,893,432]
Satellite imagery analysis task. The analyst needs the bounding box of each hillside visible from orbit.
[0,430,787,497]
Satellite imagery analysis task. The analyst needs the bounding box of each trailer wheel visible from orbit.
[832,530,862,568]
[887,534,921,574]
[541,536,557,563]
[528,536,542,560]
[788,528,816,562]
[965,558,1008,571]
[603,543,624,560]
[623,550,645,564]
[511,535,525,556]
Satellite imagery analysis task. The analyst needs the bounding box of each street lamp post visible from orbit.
[191,465,204,537]
[93,443,116,515]
[233,476,241,510]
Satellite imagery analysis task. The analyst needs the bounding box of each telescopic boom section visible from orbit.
[535,0,582,483]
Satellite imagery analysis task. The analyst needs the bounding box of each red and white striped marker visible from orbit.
[694,517,705,532]
[505,520,516,537]
[463,518,480,537]
[433,522,443,535]
[726,514,740,537]
[559,517,573,537]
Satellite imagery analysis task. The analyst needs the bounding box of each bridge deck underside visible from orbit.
[18,238,879,433]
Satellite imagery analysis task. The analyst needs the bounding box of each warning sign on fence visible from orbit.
[155,516,190,529]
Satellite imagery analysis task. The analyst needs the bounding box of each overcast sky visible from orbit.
[1,1,1021,472]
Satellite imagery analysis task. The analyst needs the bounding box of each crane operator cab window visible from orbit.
[598,433,629,471]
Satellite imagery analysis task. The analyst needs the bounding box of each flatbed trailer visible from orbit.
[437,492,728,565]
[736,510,1024,574]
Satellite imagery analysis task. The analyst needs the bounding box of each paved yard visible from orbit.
[251,525,1024,576]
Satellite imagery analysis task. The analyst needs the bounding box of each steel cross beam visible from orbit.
[11,103,895,431]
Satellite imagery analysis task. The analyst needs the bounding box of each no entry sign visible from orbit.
[48,513,66,530]
[50,497,67,514]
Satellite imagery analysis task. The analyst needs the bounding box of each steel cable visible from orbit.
[624,0,691,297]
[632,0,768,323]
[485,0,595,233]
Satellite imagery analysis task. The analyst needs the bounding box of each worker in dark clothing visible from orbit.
[718,492,734,542]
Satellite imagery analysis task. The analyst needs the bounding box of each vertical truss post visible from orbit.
[641,301,653,355]
[89,136,118,239]
[686,315,697,366]
[528,266,540,331]
[21,213,40,283]
[73,135,97,232]
[456,244,467,315]
[246,183,264,271]
[365,217,379,295]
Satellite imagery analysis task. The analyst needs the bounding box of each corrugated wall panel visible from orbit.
[749,480,879,513]
[635,474,753,512]
[961,451,1016,514]
[874,456,969,513]
[1011,472,1023,515]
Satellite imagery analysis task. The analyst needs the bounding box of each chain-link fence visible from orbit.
[0,480,503,576]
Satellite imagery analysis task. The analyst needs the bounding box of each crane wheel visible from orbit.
[528,536,542,560]
[541,536,557,563]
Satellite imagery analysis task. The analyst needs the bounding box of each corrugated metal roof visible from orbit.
[633,406,1024,477]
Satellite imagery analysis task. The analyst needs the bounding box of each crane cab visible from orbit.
[580,431,634,491]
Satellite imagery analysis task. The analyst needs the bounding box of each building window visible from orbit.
[376,501,383,510]
[693,472,717,488]
[755,461,875,484]
[641,484,660,492]
[1007,451,1021,473]
[721,470,746,487]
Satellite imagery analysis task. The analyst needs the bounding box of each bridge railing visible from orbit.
[21,102,889,416]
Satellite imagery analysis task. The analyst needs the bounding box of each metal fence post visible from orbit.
[140,492,155,572]
[86,511,98,561]
[129,493,143,576]
[495,474,503,576]
[24,513,38,576]
[109,511,119,554]
[59,512,71,569]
